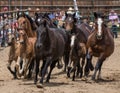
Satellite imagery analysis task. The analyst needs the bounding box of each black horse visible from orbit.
[34,17,67,87]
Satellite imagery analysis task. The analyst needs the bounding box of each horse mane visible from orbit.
[76,23,92,40]
[43,14,57,28]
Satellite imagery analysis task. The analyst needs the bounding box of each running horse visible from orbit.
[7,12,37,79]
[64,13,94,76]
[17,12,37,37]
[35,18,66,87]
[86,12,114,80]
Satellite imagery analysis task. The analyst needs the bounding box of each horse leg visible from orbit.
[72,61,77,81]
[80,57,85,78]
[39,59,46,77]
[15,56,23,77]
[46,60,58,83]
[7,60,18,79]
[67,57,72,78]
[7,60,15,75]
[34,57,40,84]
[57,58,63,69]
[92,57,105,80]
[89,56,94,71]
[76,60,80,77]
[97,58,105,80]
[63,52,69,72]
[27,58,34,79]
[85,55,92,76]
[39,57,51,84]
[19,58,26,76]
[23,58,31,79]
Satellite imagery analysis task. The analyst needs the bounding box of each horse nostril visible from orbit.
[37,43,42,49]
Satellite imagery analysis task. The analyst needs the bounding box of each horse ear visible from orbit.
[22,12,26,18]
[94,12,98,19]
[35,12,38,17]
[43,20,47,27]
[65,12,68,18]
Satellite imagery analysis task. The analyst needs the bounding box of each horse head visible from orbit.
[18,29,28,44]
[34,12,44,26]
[17,13,37,37]
[17,13,30,31]
[64,13,76,32]
[36,18,50,49]
[94,12,106,40]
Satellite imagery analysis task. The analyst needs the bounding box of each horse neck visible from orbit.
[75,24,90,42]
[20,34,29,50]
[71,23,77,34]
[77,30,88,43]
[44,25,51,48]
[25,24,36,37]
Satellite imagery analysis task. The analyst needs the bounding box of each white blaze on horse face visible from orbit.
[69,17,72,21]
[70,35,75,47]
[37,18,41,22]
[97,18,103,36]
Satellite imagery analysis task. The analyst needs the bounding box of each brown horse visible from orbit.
[7,37,21,78]
[17,13,37,37]
[7,13,37,78]
[15,29,36,78]
[67,33,86,81]
[64,13,94,76]
[86,12,114,80]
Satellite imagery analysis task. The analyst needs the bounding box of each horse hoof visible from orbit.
[86,79,95,84]
[67,73,70,78]
[81,77,87,81]
[45,80,49,83]
[34,80,37,84]
[36,83,44,88]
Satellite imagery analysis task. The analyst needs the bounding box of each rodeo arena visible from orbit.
[0,0,120,93]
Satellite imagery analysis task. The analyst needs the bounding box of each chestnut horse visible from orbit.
[85,12,114,80]
[17,13,37,37]
[7,13,37,78]
[15,29,36,78]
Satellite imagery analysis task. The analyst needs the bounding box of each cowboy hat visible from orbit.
[67,7,74,14]
[68,7,74,11]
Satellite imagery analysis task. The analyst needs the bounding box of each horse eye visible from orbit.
[23,21,26,24]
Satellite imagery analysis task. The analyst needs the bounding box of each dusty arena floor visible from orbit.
[0,37,120,93]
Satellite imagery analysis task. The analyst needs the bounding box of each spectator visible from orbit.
[57,10,66,28]
[109,9,119,38]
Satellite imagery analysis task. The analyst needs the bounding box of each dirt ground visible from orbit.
[0,36,120,93]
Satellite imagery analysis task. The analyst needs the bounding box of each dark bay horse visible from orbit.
[35,18,66,87]
[64,13,94,77]
[67,32,87,81]
[86,12,114,80]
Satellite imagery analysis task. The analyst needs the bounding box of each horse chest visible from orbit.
[91,44,104,53]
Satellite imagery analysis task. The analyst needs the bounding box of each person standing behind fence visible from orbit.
[109,9,119,38]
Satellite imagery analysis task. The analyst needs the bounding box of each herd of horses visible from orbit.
[6,11,115,88]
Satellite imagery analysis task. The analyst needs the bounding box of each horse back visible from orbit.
[46,28,65,59]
